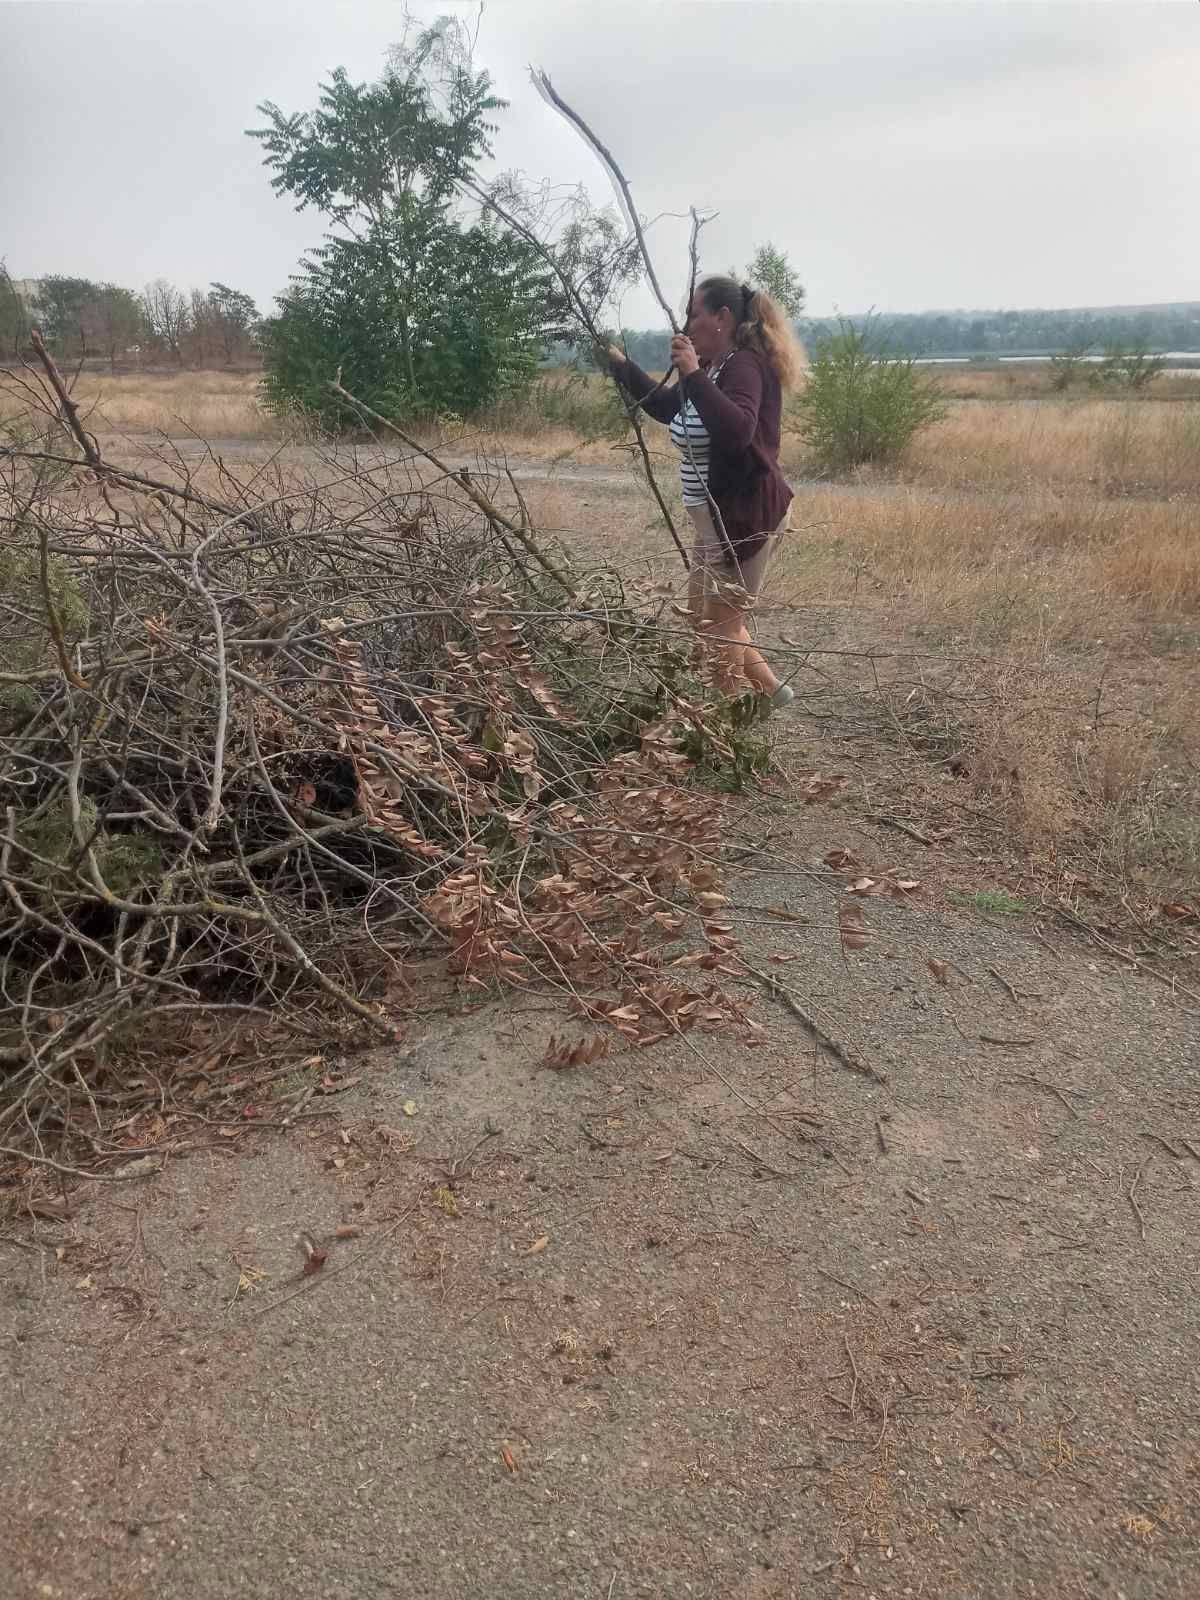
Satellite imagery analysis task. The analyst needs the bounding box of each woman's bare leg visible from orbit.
[740,638,782,695]
[727,535,783,695]
[702,598,783,695]
[687,513,787,696]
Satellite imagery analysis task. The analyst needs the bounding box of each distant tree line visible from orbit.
[801,304,1200,357]
[548,302,1200,372]
[0,271,261,369]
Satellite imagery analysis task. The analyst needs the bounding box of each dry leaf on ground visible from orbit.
[839,900,874,953]
[544,1032,610,1069]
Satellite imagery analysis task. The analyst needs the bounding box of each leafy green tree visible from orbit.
[21,275,144,368]
[745,243,804,318]
[792,318,947,470]
[33,275,100,355]
[250,15,554,423]
[207,283,260,362]
[187,283,260,365]
[87,284,144,371]
[260,218,550,426]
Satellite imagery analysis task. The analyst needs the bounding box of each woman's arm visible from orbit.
[609,352,682,425]
[680,351,763,451]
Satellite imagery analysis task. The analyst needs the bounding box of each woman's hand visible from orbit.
[671,334,700,377]
[605,343,626,369]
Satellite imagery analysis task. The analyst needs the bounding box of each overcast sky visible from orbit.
[2,1,1196,325]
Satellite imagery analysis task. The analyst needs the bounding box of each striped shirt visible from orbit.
[669,356,732,505]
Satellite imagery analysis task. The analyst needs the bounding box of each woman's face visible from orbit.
[685,293,733,360]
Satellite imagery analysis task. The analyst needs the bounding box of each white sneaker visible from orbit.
[769,684,795,710]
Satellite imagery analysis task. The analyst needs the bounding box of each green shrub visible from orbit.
[1048,340,1094,391]
[482,370,631,443]
[258,246,545,435]
[792,319,947,470]
[1091,344,1166,393]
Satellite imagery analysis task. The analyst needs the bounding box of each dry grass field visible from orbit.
[5,368,282,440]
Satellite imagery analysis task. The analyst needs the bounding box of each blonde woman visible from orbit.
[608,276,804,705]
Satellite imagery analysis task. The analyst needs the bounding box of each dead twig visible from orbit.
[817,1266,877,1307]
[244,1200,421,1323]
[868,813,935,846]
[742,959,888,1084]
[1140,1131,1183,1160]
[460,173,690,572]
[1005,1074,1082,1118]
[730,1137,803,1181]
[28,327,101,468]
[329,376,576,596]
[987,966,1043,1005]
[1127,1158,1150,1242]
[871,1392,891,1453]
[1058,910,1200,1007]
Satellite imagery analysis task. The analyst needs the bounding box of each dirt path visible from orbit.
[95,432,1043,512]
[4,701,1199,1598]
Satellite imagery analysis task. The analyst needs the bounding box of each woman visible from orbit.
[607,276,804,705]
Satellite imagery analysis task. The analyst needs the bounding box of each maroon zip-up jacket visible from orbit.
[613,347,793,564]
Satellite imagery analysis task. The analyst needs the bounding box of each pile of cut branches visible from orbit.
[0,358,762,1178]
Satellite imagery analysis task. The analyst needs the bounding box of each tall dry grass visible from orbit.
[927,364,1200,403]
[2,369,282,441]
[774,484,1200,630]
[770,481,1200,905]
[5,367,1198,498]
[885,397,1200,497]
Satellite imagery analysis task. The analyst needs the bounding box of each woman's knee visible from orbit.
[704,604,750,642]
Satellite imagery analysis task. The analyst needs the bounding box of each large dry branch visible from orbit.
[525,73,731,552]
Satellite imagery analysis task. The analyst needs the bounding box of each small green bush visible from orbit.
[482,370,630,443]
[1092,344,1166,393]
[792,319,947,470]
[1048,340,1093,392]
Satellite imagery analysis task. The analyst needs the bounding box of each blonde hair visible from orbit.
[697,275,806,391]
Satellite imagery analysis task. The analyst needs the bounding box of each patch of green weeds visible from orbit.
[949,886,1028,917]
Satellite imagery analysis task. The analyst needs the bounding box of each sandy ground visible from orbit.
[4,448,1199,1599]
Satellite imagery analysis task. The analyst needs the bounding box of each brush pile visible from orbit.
[0,372,759,1175]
